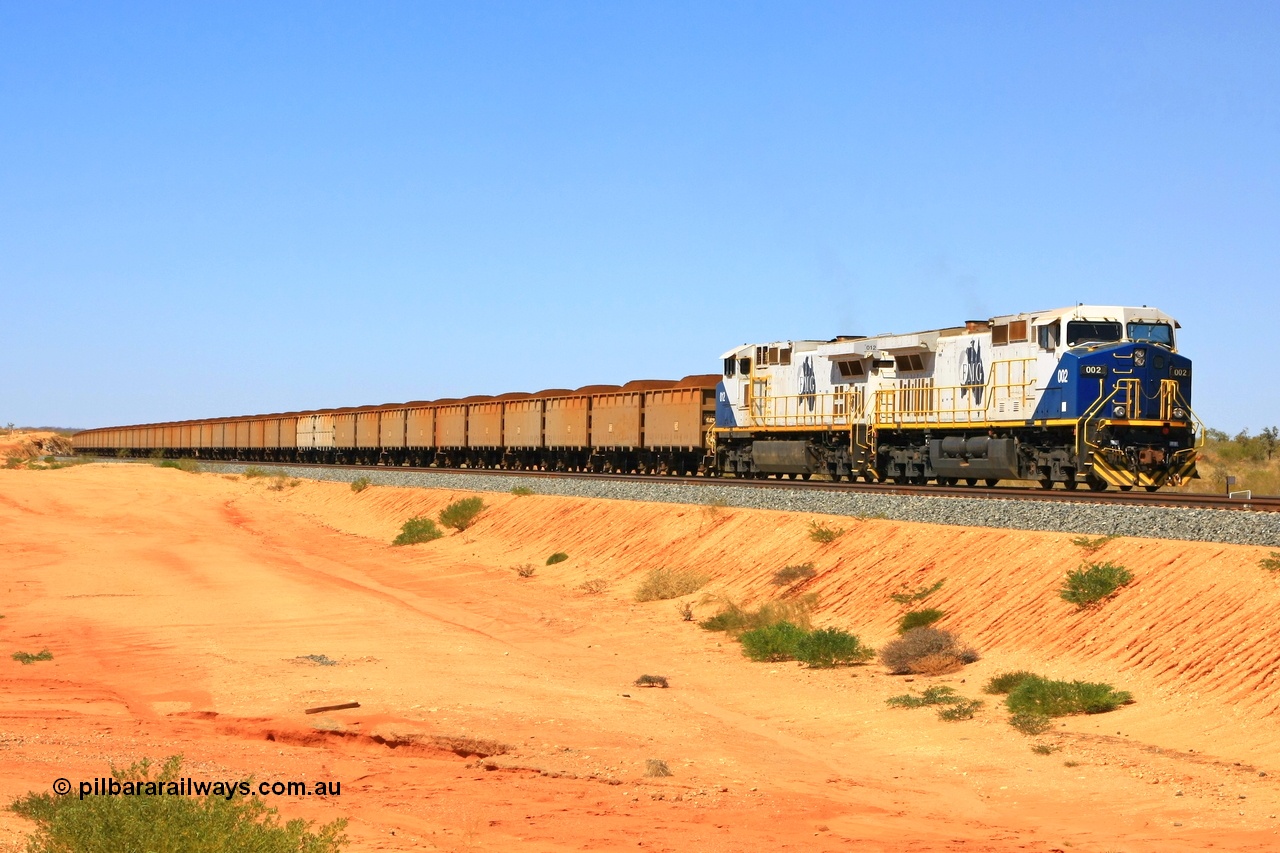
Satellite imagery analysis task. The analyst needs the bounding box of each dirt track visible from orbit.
[2,464,1279,851]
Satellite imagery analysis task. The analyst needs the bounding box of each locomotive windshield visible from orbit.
[1066,321,1122,347]
[1126,322,1173,346]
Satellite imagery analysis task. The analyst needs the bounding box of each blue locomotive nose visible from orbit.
[1034,342,1192,422]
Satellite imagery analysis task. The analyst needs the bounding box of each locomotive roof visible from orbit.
[721,304,1179,358]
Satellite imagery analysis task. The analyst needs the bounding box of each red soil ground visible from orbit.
[1,464,1278,851]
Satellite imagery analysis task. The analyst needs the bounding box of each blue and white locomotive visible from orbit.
[712,305,1199,490]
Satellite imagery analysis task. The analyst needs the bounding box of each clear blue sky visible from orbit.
[2,2,1276,432]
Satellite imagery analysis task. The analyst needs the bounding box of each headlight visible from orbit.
[1172,407,1187,419]
[1112,405,1127,418]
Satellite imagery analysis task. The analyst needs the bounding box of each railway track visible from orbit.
[186,459,1280,514]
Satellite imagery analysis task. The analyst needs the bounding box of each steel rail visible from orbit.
[179,458,1280,514]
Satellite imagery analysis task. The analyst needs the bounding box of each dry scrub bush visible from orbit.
[644,759,672,778]
[514,564,536,578]
[698,594,816,634]
[634,675,669,688]
[634,568,709,602]
[577,578,608,594]
[878,627,979,675]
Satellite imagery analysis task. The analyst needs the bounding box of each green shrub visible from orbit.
[12,649,53,665]
[771,563,816,586]
[886,685,962,708]
[392,517,443,546]
[1059,562,1134,608]
[984,671,1038,694]
[4,457,22,469]
[808,521,845,544]
[795,628,874,668]
[170,458,201,473]
[242,466,269,478]
[898,608,945,634]
[937,699,983,721]
[510,485,534,496]
[546,552,569,565]
[1260,552,1280,572]
[1005,676,1133,717]
[698,595,816,634]
[439,497,485,531]
[634,568,709,602]
[350,477,371,493]
[8,755,346,853]
[1008,712,1053,735]
[738,621,807,662]
[889,579,944,605]
[1070,535,1118,553]
[266,475,299,492]
[878,627,978,675]
[1031,742,1061,755]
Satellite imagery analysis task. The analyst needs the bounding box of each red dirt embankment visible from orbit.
[1,464,1278,852]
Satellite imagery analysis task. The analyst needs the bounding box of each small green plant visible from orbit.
[1008,712,1053,735]
[156,458,201,473]
[1059,561,1134,608]
[350,476,371,493]
[242,466,269,478]
[11,649,53,665]
[937,698,983,721]
[546,552,569,565]
[878,627,979,675]
[1070,534,1118,553]
[392,516,444,546]
[984,670,1038,695]
[886,685,962,708]
[510,485,534,496]
[578,578,607,594]
[795,628,874,668]
[1260,551,1280,572]
[4,457,22,469]
[808,520,845,544]
[266,475,300,491]
[634,568,709,602]
[439,496,485,531]
[698,595,816,634]
[1005,676,1133,717]
[898,608,945,634]
[738,621,807,662]
[1031,742,1061,755]
[771,563,816,586]
[515,563,536,578]
[8,755,347,853]
[889,579,944,605]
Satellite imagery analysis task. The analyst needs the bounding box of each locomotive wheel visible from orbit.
[965,478,978,486]
[985,478,999,487]
[1119,485,1133,492]
[1145,485,1160,492]
[1086,477,1108,491]
[1063,478,1079,491]
[1038,478,1054,490]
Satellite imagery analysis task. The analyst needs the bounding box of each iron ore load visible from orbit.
[73,304,1201,491]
